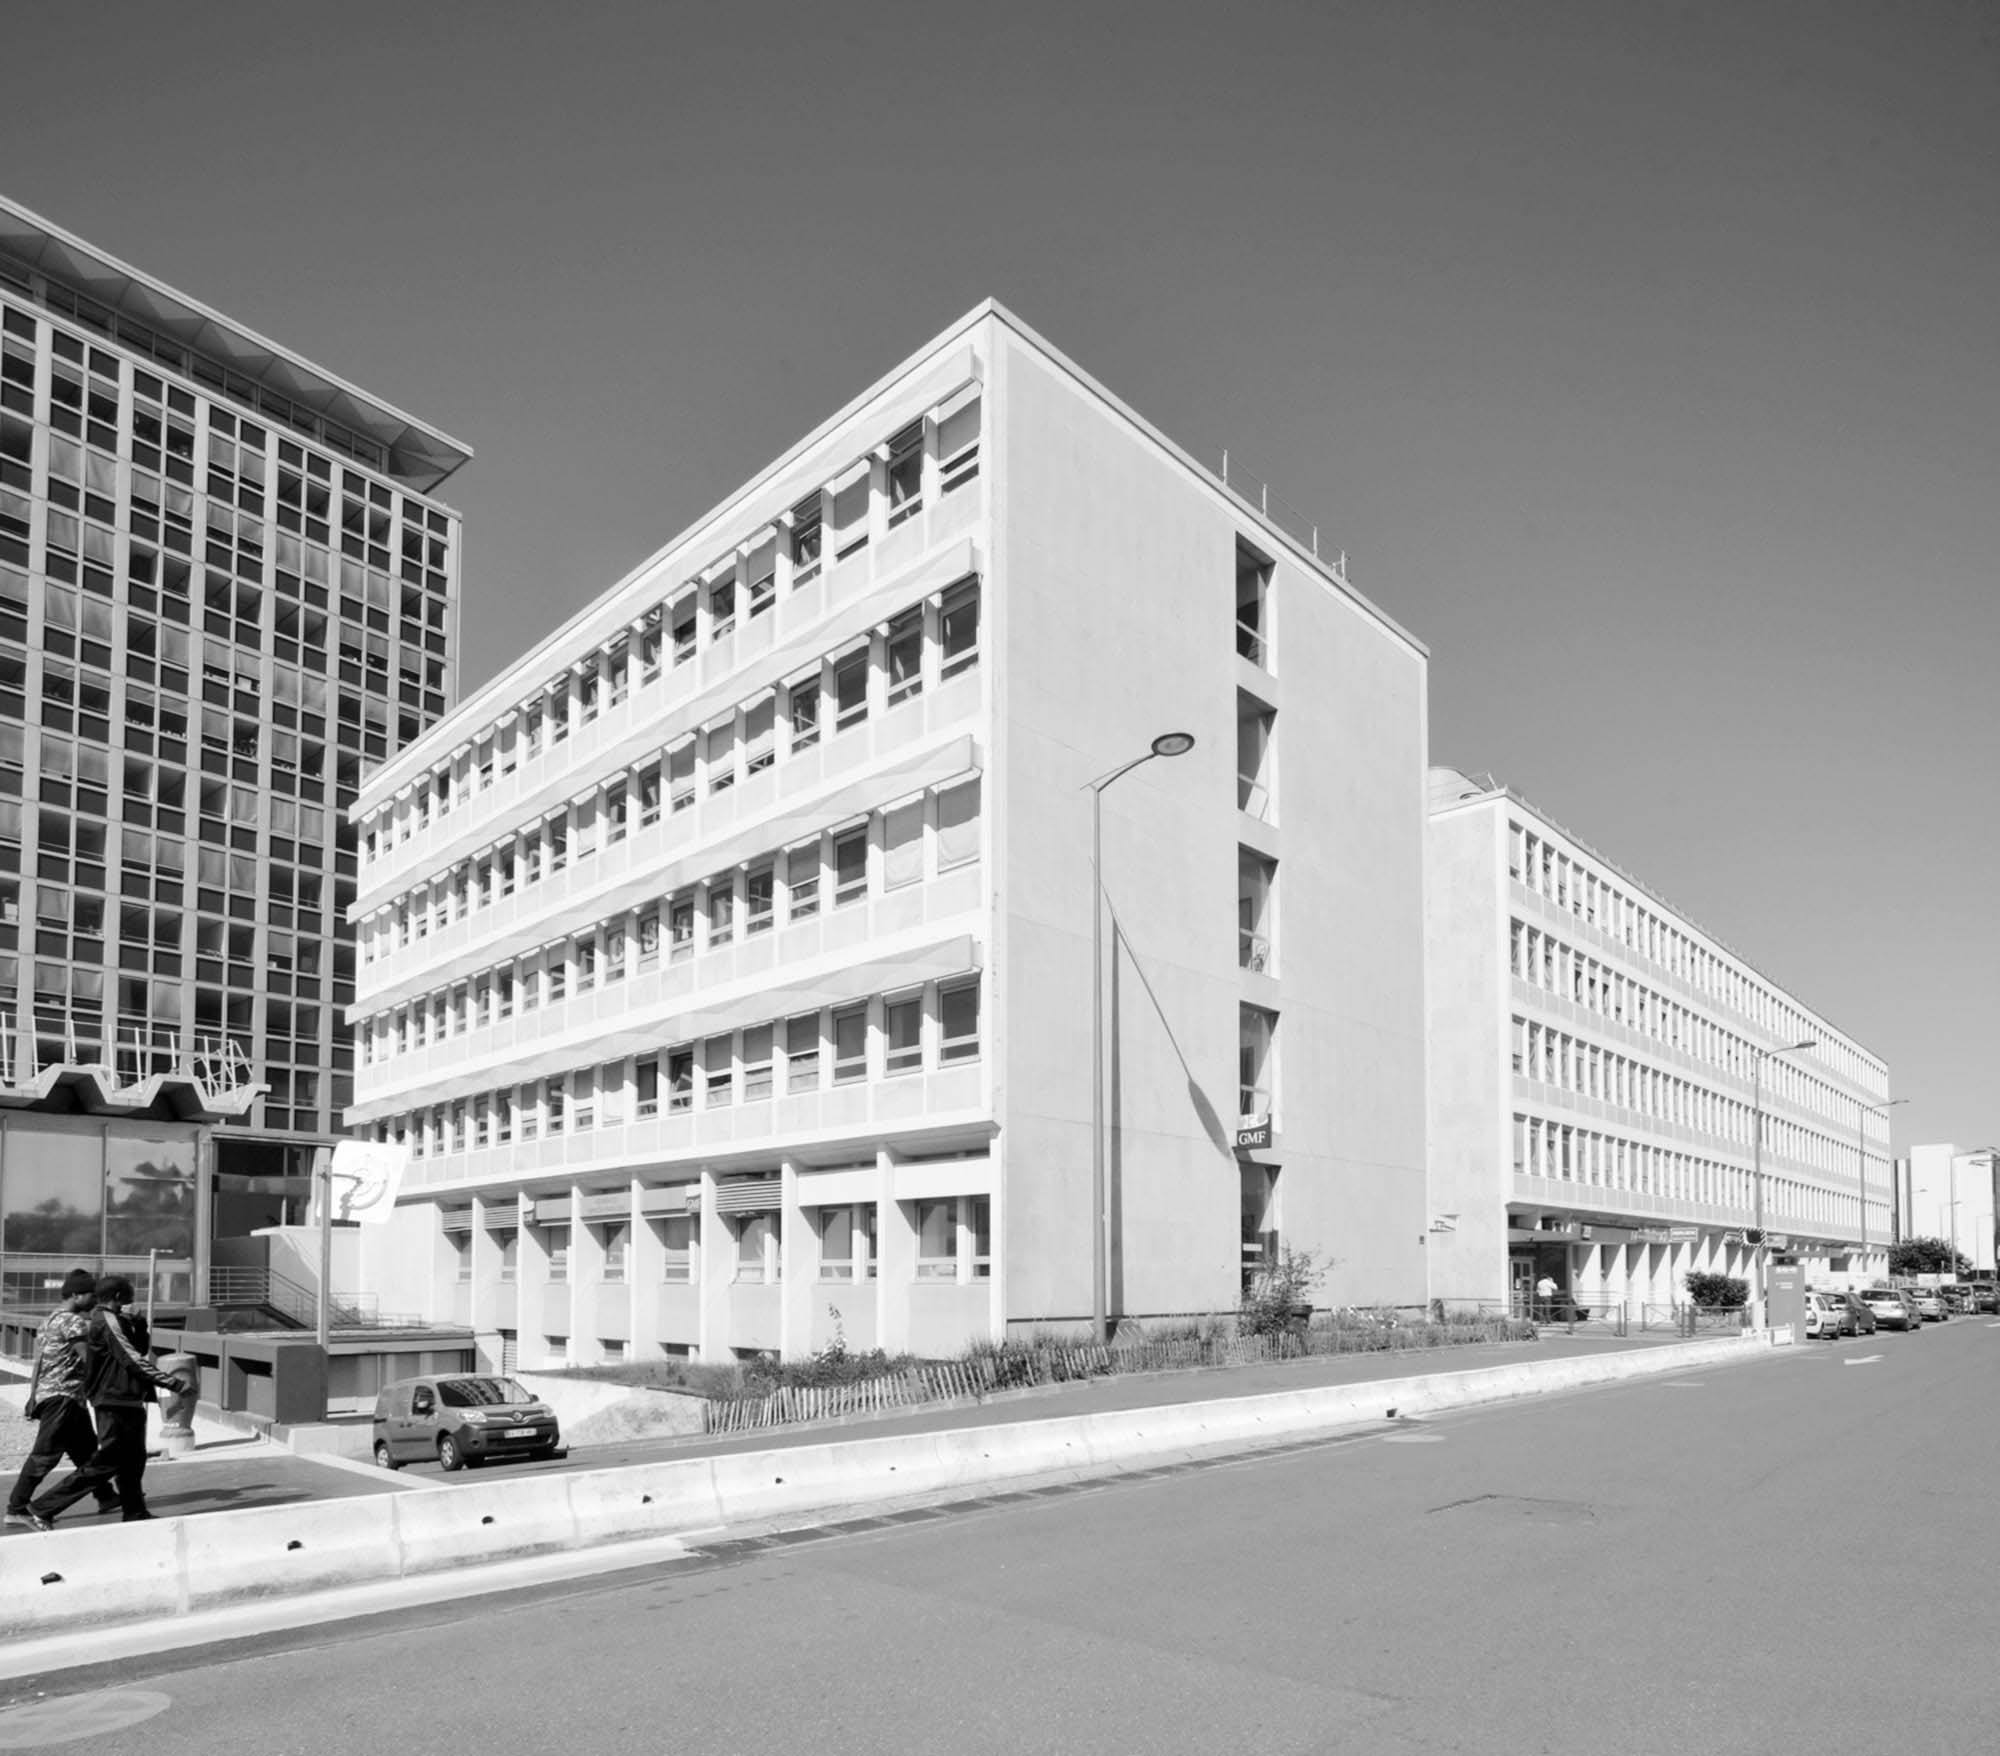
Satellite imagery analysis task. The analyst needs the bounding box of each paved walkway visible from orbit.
[3,1326,1737,1530]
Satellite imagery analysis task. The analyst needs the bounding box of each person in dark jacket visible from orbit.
[5,1269,121,1528]
[26,1275,190,1529]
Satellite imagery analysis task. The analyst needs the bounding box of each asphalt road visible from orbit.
[4,1318,1995,1754]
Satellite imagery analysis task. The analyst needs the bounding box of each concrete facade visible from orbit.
[1904,1143,1999,1273]
[347,304,1430,1367]
[1425,768,1894,1317]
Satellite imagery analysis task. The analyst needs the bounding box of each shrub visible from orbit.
[1240,1247,1325,1336]
[1684,1272,1746,1310]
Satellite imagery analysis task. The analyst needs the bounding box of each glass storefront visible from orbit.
[0,1115,201,1308]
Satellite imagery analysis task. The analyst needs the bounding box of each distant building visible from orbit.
[1425,768,1894,1313]
[0,194,469,1311]
[1904,1143,1999,1273]
[347,301,1430,1369]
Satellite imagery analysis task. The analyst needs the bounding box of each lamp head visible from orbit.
[1150,731,1196,759]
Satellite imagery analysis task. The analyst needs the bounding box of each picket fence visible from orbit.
[698,1317,1525,1436]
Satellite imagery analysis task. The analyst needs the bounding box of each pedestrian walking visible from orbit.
[25,1276,190,1530]
[1535,1272,1560,1320]
[5,1269,122,1528]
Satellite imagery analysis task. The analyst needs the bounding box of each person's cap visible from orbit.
[94,1274,134,1303]
[60,1268,96,1298]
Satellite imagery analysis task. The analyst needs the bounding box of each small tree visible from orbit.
[1240,1246,1325,1335]
[1890,1236,1970,1277]
[1684,1271,1746,1310]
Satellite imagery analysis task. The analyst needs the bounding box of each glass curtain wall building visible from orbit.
[0,195,470,1306]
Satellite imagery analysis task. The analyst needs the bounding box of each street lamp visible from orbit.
[1856,1097,1906,1271]
[1750,1037,1816,1328]
[1086,732,1195,1344]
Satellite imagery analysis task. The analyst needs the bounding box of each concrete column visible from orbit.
[875,1148,911,1354]
[780,1158,807,1359]
[697,1169,728,1361]
[569,1184,601,1365]
[628,1177,662,1361]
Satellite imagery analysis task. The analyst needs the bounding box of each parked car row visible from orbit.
[1804,1284,1995,1339]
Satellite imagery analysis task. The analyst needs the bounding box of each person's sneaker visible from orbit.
[2,1511,33,1529]
[22,1511,54,1533]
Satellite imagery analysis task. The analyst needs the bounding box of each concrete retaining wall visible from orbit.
[0,1334,1764,1639]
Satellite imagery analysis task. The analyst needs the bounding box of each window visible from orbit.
[832,1004,868,1084]
[704,1034,733,1107]
[708,572,736,640]
[789,494,822,586]
[940,977,981,1063]
[787,843,821,919]
[883,799,923,890]
[886,422,923,527]
[745,539,776,618]
[819,1205,876,1282]
[939,579,979,680]
[742,1023,774,1102]
[599,1222,629,1284]
[707,874,735,946]
[833,647,868,731]
[705,717,735,793]
[745,863,774,934]
[832,825,867,907]
[883,993,922,1076]
[734,1212,777,1284]
[659,1211,698,1282]
[936,778,981,870]
[788,674,820,751]
[885,606,923,705]
[635,1055,660,1119]
[937,396,980,493]
[916,1198,957,1279]
[830,470,870,559]
[496,1229,519,1284]
[786,1012,820,1092]
[743,697,775,775]
[668,739,695,813]
[667,1045,694,1113]
[969,1194,992,1279]
[544,1223,571,1283]
[668,891,695,960]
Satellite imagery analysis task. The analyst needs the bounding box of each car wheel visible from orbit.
[374,1440,399,1471]
[437,1432,464,1473]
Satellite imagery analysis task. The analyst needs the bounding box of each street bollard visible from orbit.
[158,1351,198,1458]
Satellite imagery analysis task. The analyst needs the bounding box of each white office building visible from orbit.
[1426,768,1894,1316]
[1903,1143,1999,1274]
[346,302,1432,1369]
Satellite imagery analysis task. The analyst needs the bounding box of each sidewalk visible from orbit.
[5,1326,1729,1529]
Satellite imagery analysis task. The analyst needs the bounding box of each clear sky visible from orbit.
[4,1,1996,1158]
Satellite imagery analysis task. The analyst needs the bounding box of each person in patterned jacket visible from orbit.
[28,1276,191,1528]
[5,1269,119,1528]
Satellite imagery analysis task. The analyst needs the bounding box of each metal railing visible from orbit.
[205,1266,424,1330]
[1218,449,1348,581]
[1638,1302,1750,1335]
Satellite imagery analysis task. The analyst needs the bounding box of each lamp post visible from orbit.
[1856,1097,1906,1273]
[1086,731,1195,1345]
[1750,1036,1816,1328]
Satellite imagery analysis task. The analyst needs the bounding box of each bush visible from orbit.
[1240,1247,1325,1336]
[1684,1272,1746,1310]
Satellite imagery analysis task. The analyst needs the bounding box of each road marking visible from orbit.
[1661,1381,1704,1389]
[1380,1432,1444,1443]
[1844,1354,1883,1365]
[1987,1322,2000,1330]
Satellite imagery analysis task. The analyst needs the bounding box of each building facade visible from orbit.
[1903,1143,1998,1274]
[348,302,1431,1369]
[0,195,469,1308]
[1425,768,1894,1314]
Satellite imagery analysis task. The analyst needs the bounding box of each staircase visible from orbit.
[204,1266,420,1331]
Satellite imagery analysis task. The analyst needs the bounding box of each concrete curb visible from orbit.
[0,1333,1766,1644]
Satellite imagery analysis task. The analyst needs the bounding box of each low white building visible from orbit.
[1904,1143,1999,1273]
[1425,768,1895,1317]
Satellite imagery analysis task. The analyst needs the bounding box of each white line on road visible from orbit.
[1843,1355,1883,1365]
[1660,1382,1704,1389]
[1380,1433,1444,1444]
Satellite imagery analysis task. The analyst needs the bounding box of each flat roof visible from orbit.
[0,192,473,491]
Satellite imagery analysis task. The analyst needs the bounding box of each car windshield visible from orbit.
[437,1377,531,1409]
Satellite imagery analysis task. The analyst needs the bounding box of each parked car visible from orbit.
[1908,1288,1949,1322]
[1802,1293,1843,1340]
[373,1374,564,1472]
[1857,1288,1920,1332]
[1939,1285,1976,1314]
[1968,1283,2000,1314]
[1829,1291,1876,1335]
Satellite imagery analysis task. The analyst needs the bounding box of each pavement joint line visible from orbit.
[296,1450,449,1489]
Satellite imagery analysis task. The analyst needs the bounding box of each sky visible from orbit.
[3,1,1996,1157]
